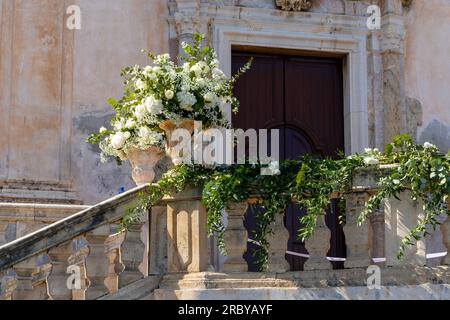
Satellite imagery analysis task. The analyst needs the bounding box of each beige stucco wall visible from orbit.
[0,0,169,204]
[405,0,450,151]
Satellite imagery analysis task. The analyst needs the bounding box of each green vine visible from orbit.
[123,135,450,268]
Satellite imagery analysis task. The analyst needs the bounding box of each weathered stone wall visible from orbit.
[405,0,450,151]
[0,0,169,204]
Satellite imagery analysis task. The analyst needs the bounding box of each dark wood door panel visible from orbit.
[232,51,345,271]
[284,57,344,158]
[232,53,284,130]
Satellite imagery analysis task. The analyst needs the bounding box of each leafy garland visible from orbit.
[124,135,449,268]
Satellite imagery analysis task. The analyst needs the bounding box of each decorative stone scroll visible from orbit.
[275,0,312,11]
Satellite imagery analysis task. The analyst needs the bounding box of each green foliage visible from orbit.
[123,134,449,269]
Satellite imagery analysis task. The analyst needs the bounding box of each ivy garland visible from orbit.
[124,134,450,268]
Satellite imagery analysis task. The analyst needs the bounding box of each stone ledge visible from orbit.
[0,203,90,223]
[153,284,450,300]
[158,266,450,290]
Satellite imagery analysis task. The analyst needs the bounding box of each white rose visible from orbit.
[135,79,147,91]
[134,104,147,121]
[110,132,128,150]
[190,64,202,77]
[125,119,136,129]
[165,90,175,100]
[203,92,217,102]
[196,78,207,87]
[144,96,163,115]
[99,127,107,133]
[172,157,183,166]
[424,142,436,149]
[212,68,225,78]
[113,119,126,130]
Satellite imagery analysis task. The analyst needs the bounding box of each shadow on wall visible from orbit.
[419,119,450,153]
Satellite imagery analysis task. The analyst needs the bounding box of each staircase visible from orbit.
[1,167,450,300]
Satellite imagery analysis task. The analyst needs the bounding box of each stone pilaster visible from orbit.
[304,215,332,271]
[47,241,73,300]
[343,193,372,268]
[379,0,407,146]
[174,0,203,55]
[385,192,426,267]
[149,206,168,275]
[267,212,290,273]
[223,202,248,273]
[166,188,209,273]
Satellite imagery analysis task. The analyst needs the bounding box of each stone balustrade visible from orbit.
[0,185,158,300]
[0,167,449,300]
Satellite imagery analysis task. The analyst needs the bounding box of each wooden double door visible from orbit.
[232,51,346,271]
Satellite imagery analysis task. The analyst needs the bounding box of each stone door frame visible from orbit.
[212,19,369,155]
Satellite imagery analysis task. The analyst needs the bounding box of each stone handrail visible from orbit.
[0,184,148,270]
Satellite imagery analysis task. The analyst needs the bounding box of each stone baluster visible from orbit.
[222,202,248,272]
[105,224,125,293]
[370,206,386,267]
[304,215,332,270]
[267,212,290,273]
[12,255,51,300]
[47,241,73,300]
[68,238,90,300]
[0,270,17,300]
[84,225,112,299]
[167,188,208,273]
[343,193,372,268]
[149,206,168,275]
[119,213,148,287]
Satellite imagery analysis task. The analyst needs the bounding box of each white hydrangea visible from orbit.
[134,104,147,121]
[424,142,436,149]
[177,91,197,111]
[138,127,164,147]
[363,156,379,166]
[203,92,217,103]
[144,96,162,115]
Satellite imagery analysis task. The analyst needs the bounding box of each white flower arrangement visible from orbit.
[88,34,252,163]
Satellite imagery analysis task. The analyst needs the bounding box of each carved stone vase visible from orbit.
[159,119,195,162]
[126,147,165,186]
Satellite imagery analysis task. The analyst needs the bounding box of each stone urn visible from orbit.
[159,119,195,161]
[126,147,165,186]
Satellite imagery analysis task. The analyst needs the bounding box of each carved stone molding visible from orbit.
[275,0,312,11]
